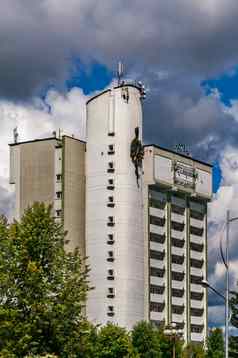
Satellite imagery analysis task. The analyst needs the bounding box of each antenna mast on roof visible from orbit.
[13,127,18,143]
[117,61,124,86]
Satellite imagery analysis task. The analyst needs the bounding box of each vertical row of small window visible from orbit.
[107,144,115,317]
[55,174,62,218]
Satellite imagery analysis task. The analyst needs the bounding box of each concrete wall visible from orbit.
[86,85,145,329]
[63,136,86,256]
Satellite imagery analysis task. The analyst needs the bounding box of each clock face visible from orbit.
[174,162,195,189]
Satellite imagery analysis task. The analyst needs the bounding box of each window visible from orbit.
[107,234,114,245]
[172,305,184,314]
[191,274,203,284]
[190,291,204,300]
[108,144,115,155]
[150,267,165,278]
[56,191,62,199]
[171,221,185,232]
[150,250,165,260]
[150,302,165,312]
[190,242,204,252]
[107,216,115,227]
[191,308,204,317]
[150,216,166,227]
[107,178,114,190]
[107,269,114,280]
[107,306,114,316]
[107,162,115,173]
[107,251,114,262]
[172,288,184,297]
[190,258,204,269]
[172,271,184,281]
[171,254,184,265]
[191,324,204,333]
[190,209,204,221]
[171,204,185,215]
[107,196,115,208]
[171,237,185,248]
[56,174,62,182]
[190,226,204,236]
[56,209,62,217]
[150,284,165,295]
[107,287,115,298]
[150,233,166,244]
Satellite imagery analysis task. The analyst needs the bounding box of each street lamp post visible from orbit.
[164,322,183,358]
[203,209,238,358]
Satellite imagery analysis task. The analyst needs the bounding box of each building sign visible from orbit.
[174,161,195,189]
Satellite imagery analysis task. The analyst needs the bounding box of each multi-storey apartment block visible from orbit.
[9,80,212,345]
[143,145,212,343]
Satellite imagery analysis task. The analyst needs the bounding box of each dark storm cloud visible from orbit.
[2,0,238,100]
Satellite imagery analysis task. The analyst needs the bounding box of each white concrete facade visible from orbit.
[86,85,145,329]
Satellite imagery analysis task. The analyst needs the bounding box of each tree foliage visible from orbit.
[182,342,205,358]
[0,203,91,357]
[131,321,162,357]
[206,328,224,358]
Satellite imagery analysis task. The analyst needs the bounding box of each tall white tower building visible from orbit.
[86,83,145,328]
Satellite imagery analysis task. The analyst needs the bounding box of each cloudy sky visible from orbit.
[1,0,238,331]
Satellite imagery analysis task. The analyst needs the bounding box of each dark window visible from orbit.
[190,210,204,221]
[172,254,184,265]
[150,233,166,244]
[56,174,62,181]
[191,308,204,317]
[190,291,204,301]
[150,199,166,210]
[107,251,114,262]
[107,234,114,245]
[150,284,165,295]
[191,275,203,284]
[150,267,165,278]
[56,191,62,199]
[107,287,115,298]
[172,271,184,281]
[171,221,185,232]
[108,144,115,155]
[190,226,204,236]
[107,178,114,190]
[191,324,204,333]
[107,216,115,227]
[107,306,114,316]
[172,288,184,298]
[107,162,115,173]
[172,305,184,314]
[190,258,204,269]
[171,204,185,215]
[150,302,165,312]
[56,209,62,217]
[190,242,204,252]
[107,269,114,280]
[171,237,185,248]
[150,250,165,260]
[150,216,166,227]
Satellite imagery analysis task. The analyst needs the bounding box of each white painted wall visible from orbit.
[86,85,144,329]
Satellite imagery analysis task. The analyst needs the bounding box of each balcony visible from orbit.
[149,207,165,218]
[172,280,185,290]
[150,241,165,252]
[172,263,184,273]
[150,311,165,322]
[191,332,204,342]
[150,276,165,287]
[150,224,165,236]
[171,229,184,240]
[191,324,204,334]
[191,300,204,309]
[191,316,204,325]
[172,246,184,257]
[171,212,185,224]
[190,291,204,300]
[191,267,203,277]
[150,259,165,270]
[172,314,184,323]
[190,283,203,293]
[172,296,184,306]
[150,294,165,303]
[150,301,165,312]
[190,234,203,245]
[191,250,203,261]
[190,217,204,229]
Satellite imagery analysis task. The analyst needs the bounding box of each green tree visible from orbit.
[182,342,205,358]
[0,203,91,357]
[131,321,162,357]
[95,323,138,358]
[206,328,224,358]
[229,335,238,357]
